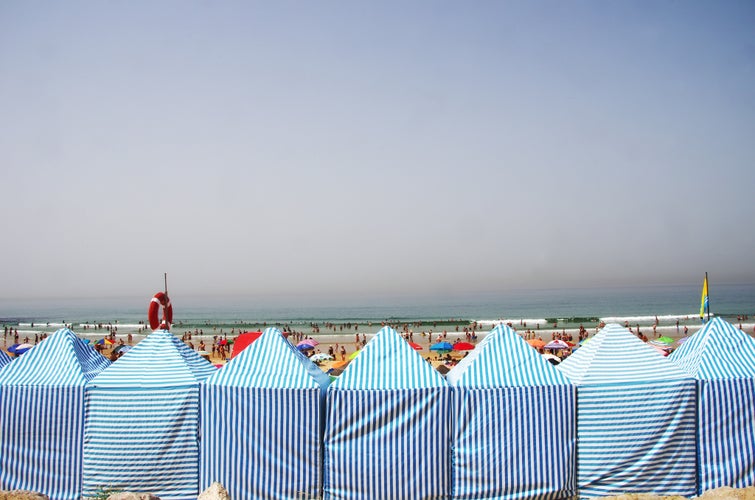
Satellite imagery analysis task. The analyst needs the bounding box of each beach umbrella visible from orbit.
[527,339,546,349]
[407,341,423,350]
[453,342,475,351]
[331,360,350,370]
[297,338,319,347]
[544,340,570,350]
[348,350,360,360]
[296,344,314,352]
[430,341,453,352]
[656,336,675,345]
[113,345,132,355]
[96,338,114,346]
[231,331,262,359]
[7,343,33,355]
[310,353,333,362]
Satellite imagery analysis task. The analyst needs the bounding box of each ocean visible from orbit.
[2,283,754,343]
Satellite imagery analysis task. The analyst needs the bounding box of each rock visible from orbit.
[697,486,755,500]
[107,493,161,500]
[197,482,230,500]
[0,491,49,500]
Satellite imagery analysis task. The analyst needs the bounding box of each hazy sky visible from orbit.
[1,1,753,302]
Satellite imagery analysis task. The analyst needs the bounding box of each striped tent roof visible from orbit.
[0,349,11,369]
[89,329,216,387]
[330,326,447,389]
[204,327,330,388]
[669,317,755,379]
[447,324,572,387]
[0,328,109,386]
[558,323,692,385]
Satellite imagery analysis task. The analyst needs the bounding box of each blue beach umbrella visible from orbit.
[430,341,453,352]
[7,343,33,356]
[296,344,314,352]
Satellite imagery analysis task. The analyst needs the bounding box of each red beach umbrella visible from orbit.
[231,331,262,359]
[453,342,475,351]
[544,339,570,350]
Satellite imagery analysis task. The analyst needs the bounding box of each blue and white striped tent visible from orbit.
[82,330,217,500]
[447,325,576,499]
[557,324,697,498]
[0,348,11,368]
[0,328,110,500]
[200,327,331,499]
[324,326,452,499]
[669,317,755,494]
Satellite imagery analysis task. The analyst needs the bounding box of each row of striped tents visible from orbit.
[82,329,217,500]
[200,327,331,499]
[324,326,452,499]
[447,324,576,499]
[0,348,11,368]
[0,328,110,500]
[669,317,755,494]
[557,323,697,499]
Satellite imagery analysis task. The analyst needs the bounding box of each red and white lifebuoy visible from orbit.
[148,292,173,331]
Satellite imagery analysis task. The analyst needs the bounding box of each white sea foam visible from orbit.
[599,313,705,324]
[473,319,549,327]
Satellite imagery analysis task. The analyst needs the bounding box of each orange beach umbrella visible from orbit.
[527,339,546,349]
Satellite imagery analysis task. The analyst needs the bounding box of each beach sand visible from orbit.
[4,321,755,369]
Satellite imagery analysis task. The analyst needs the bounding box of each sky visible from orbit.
[1,1,754,303]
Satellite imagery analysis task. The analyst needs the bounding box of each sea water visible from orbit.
[2,283,754,342]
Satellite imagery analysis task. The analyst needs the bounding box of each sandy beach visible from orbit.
[5,318,755,368]
[80,320,755,370]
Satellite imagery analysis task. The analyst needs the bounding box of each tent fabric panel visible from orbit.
[447,324,572,388]
[0,328,110,387]
[324,387,452,499]
[576,381,697,498]
[200,385,323,499]
[330,327,447,390]
[82,387,201,500]
[452,385,576,499]
[89,330,216,389]
[670,317,755,380]
[698,378,755,494]
[557,324,691,385]
[0,349,12,368]
[0,385,85,500]
[204,327,330,389]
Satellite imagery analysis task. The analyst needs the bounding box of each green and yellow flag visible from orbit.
[699,273,709,322]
